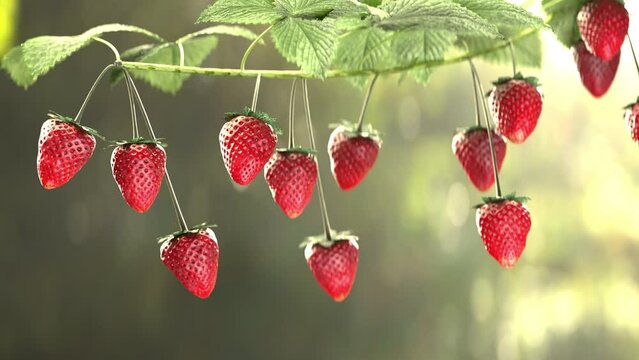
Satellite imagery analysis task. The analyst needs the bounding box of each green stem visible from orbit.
[73,64,115,124]
[124,73,139,138]
[469,60,502,198]
[508,40,517,77]
[240,25,273,72]
[302,79,332,241]
[469,61,482,128]
[92,37,121,62]
[119,28,538,79]
[177,42,186,67]
[251,73,262,111]
[356,74,379,133]
[627,34,639,78]
[288,79,298,149]
[124,70,189,231]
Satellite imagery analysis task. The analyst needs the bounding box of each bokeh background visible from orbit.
[2,1,639,359]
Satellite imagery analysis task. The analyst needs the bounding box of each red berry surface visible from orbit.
[452,128,507,192]
[476,200,531,269]
[264,150,317,219]
[161,228,219,299]
[625,102,639,143]
[111,143,166,213]
[305,239,359,302]
[577,0,628,61]
[573,41,620,98]
[328,126,380,191]
[37,119,96,189]
[489,80,543,144]
[219,115,277,186]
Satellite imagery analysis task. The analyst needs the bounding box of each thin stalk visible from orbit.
[288,79,298,148]
[124,73,139,138]
[302,79,332,241]
[177,42,186,67]
[508,40,517,77]
[124,71,189,231]
[469,61,482,127]
[119,27,540,80]
[240,25,273,72]
[92,37,121,61]
[356,74,379,133]
[73,64,115,124]
[627,35,639,77]
[251,73,262,111]
[469,60,502,198]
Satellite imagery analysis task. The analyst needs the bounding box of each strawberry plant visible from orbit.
[2,0,636,299]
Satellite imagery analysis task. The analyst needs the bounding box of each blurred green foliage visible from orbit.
[0,0,18,56]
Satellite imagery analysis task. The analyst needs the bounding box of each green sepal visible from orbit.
[329,120,382,144]
[47,111,106,141]
[156,223,217,244]
[473,193,530,209]
[299,230,359,249]
[224,107,282,135]
[623,97,639,110]
[492,72,541,87]
[109,137,167,148]
[455,125,487,135]
[276,147,317,156]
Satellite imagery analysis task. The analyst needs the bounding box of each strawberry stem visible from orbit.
[176,42,186,67]
[627,35,639,78]
[251,73,262,112]
[73,64,115,124]
[124,70,189,231]
[124,73,139,138]
[288,78,298,148]
[302,79,333,241]
[240,25,273,72]
[356,74,379,133]
[508,40,517,78]
[470,64,482,127]
[469,60,503,198]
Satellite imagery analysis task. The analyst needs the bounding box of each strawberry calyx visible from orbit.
[455,125,488,135]
[110,137,167,148]
[47,111,106,141]
[300,230,359,249]
[224,107,282,135]
[623,97,639,109]
[276,146,317,156]
[492,72,541,88]
[157,223,217,244]
[330,121,382,144]
[474,193,530,208]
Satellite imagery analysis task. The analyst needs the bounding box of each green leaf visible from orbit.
[453,0,545,30]
[124,36,219,94]
[271,17,336,75]
[197,0,283,24]
[1,24,164,88]
[377,0,501,39]
[391,29,456,85]
[542,0,589,47]
[334,26,392,71]
[273,0,336,18]
[176,25,261,43]
[457,30,542,68]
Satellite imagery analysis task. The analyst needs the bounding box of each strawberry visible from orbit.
[452,127,507,192]
[219,109,279,186]
[111,138,166,213]
[37,112,101,189]
[328,123,381,191]
[577,0,628,61]
[476,196,531,269]
[264,149,318,219]
[624,98,639,143]
[160,226,219,299]
[573,40,620,98]
[304,233,359,302]
[488,74,543,144]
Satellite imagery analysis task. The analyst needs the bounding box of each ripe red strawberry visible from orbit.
[573,40,620,98]
[264,149,318,219]
[577,0,628,61]
[452,127,507,192]
[160,226,219,299]
[219,109,278,186]
[489,75,543,144]
[624,99,639,143]
[328,123,381,191]
[476,196,531,269]
[111,139,166,213]
[37,112,101,189]
[304,234,359,302]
